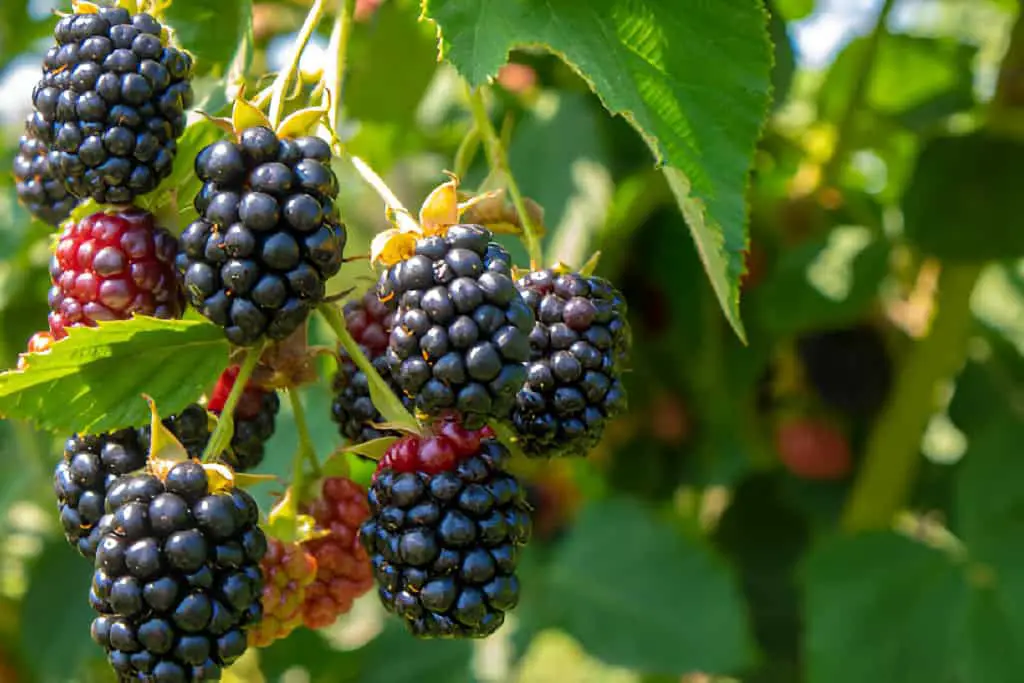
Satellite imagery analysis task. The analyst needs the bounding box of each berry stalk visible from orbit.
[323,0,356,132]
[347,155,421,234]
[288,387,322,481]
[268,0,330,128]
[202,342,266,462]
[466,86,543,270]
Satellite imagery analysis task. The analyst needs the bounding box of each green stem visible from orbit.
[841,263,982,531]
[465,85,544,270]
[268,0,330,128]
[323,0,356,132]
[452,124,481,180]
[348,155,421,233]
[201,342,265,462]
[821,0,896,186]
[287,387,321,496]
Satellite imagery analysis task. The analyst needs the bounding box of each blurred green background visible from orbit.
[3,0,1024,681]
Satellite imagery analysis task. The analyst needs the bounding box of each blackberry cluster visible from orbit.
[378,225,534,428]
[796,325,892,419]
[510,270,631,458]
[360,419,532,638]
[48,208,183,339]
[248,538,317,647]
[54,405,210,559]
[12,117,77,225]
[29,7,193,204]
[90,461,266,680]
[178,127,346,346]
[330,290,410,444]
[207,366,279,472]
[300,477,374,629]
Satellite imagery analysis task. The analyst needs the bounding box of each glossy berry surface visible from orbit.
[178,126,346,346]
[360,421,531,638]
[248,539,317,647]
[12,118,77,225]
[48,208,183,340]
[208,366,279,472]
[29,8,193,204]
[300,477,374,629]
[16,331,55,370]
[775,418,853,480]
[378,225,534,429]
[90,462,266,681]
[330,290,411,444]
[510,269,631,458]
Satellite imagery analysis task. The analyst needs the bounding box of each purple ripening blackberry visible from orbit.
[178,127,346,346]
[509,269,631,458]
[29,6,193,204]
[12,115,77,226]
[376,225,535,429]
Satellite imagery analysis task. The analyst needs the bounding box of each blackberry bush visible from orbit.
[331,290,410,444]
[12,116,77,226]
[378,225,534,428]
[208,366,280,472]
[90,461,266,680]
[360,418,532,638]
[48,208,183,339]
[510,269,631,458]
[29,7,193,204]
[178,127,346,346]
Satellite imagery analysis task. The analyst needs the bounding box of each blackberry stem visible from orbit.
[466,85,544,271]
[268,0,329,128]
[348,155,421,233]
[452,124,481,180]
[323,0,356,132]
[201,341,266,462]
[288,387,322,478]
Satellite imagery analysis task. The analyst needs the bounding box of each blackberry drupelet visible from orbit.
[360,418,532,638]
[54,404,211,560]
[48,208,183,339]
[795,325,892,419]
[208,366,279,472]
[330,290,410,444]
[29,7,193,204]
[90,461,267,681]
[12,117,77,225]
[249,538,317,647]
[377,225,534,429]
[510,269,631,458]
[178,127,346,346]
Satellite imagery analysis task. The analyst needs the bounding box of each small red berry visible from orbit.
[775,418,853,480]
[249,538,318,648]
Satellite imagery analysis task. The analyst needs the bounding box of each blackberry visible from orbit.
[12,117,77,226]
[510,269,631,458]
[249,539,317,647]
[795,325,892,419]
[16,331,55,370]
[377,225,534,428]
[359,418,531,638]
[207,366,279,472]
[48,208,183,340]
[29,7,193,204]
[54,404,210,560]
[775,417,852,480]
[178,127,346,346]
[330,290,410,444]
[90,461,266,680]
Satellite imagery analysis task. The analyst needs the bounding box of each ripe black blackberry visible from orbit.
[12,117,77,226]
[331,290,411,444]
[178,127,346,346]
[795,325,893,419]
[377,225,534,429]
[510,269,631,458]
[90,461,266,681]
[29,7,193,204]
[360,419,531,638]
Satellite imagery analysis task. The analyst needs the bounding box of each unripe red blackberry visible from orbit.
[178,127,346,346]
[207,366,280,472]
[248,538,317,647]
[12,117,77,226]
[330,290,411,444]
[510,269,631,458]
[90,461,266,681]
[360,418,531,638]
[48,208,183,340]
[377,225,534,429]
[775,417,852,480]
[29,7,193,204]
[300,477,374,629]
[16,331,55,370]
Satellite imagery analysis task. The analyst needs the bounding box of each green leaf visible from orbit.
[423,0,773,341]
[164,0,253,80]
[21,538,100,682]
[547,497,753,675]
[0,317,229,434]
[903,133,1024,262]
[773,0,814,20]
